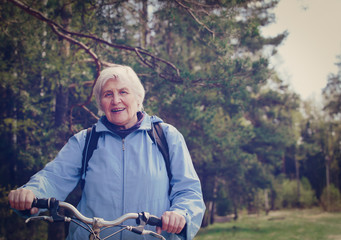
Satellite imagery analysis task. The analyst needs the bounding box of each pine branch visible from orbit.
[8,0,181,80]
[7,0,184,132]
[174,0,215,38]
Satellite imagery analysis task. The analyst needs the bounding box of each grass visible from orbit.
[195,208,341,240]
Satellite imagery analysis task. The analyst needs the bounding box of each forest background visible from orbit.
[1,0,341,239]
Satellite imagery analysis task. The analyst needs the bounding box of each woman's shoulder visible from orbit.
[74,127,89,138]
[153,119,184,141]
[148,114,174,131]
[68,127,89,148]
[145,112,184,139]
[159,122,178,134]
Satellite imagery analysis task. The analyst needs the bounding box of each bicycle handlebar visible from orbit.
[30,198,162,228]
[25,198,166,239]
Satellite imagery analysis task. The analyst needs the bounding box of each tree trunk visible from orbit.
[233,203,238,221]
[55,85,69,127]
[264,189,269,215]
[48,1,72,239]
[7,86,18,185]
[295,155,300,207]
[326,156,331,211]
[210,200,215,224]
[201,201,211,227]
[140,0,148,49]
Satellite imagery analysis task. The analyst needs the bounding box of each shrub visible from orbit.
[274,177,317,209]
[215,184,232,216]
[300,177,318,208]
[320,184,341,212]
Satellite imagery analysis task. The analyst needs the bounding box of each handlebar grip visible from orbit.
[147,215,162,227]
[31,198,55,209]
[18,198,51,216]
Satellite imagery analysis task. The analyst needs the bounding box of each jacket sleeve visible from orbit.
[22,130,86,201]
[163,124,205,240]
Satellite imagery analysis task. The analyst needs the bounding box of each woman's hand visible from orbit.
[8,188,38,215]
[156,211,186,235]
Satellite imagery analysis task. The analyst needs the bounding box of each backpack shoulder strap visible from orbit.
[148,122,172,185]
[65,125,100,208]
[80,125,100,189]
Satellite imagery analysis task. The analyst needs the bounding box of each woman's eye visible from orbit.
[104,92,112,97]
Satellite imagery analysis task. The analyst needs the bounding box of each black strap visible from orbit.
[147,123,172,184]
[80,125,100,189]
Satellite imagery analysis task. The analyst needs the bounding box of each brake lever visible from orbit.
[26,198,66,223]
[39,198,65,222]
[25,215,54,223]
[143,230,166,240]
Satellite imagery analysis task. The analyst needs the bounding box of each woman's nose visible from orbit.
[111,94,121,104]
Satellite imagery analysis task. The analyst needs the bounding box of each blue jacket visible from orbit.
[24,113,205,239]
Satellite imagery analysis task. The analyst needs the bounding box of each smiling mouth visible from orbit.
[111,108,125,113]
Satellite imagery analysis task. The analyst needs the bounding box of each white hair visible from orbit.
[93,65,145,114]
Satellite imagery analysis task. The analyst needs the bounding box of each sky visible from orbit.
[261,0,341,102]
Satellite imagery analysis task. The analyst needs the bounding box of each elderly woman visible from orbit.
[8,65,205,239]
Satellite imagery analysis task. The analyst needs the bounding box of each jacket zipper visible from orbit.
[122,138,125,210]
[121,138,125,240]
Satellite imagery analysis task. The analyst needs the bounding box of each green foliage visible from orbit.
[299,102,341,200]
[323,54,341,116]
[216,184,233,216]
[320,184,341,212]
[300,178,318,207]
[274,178,317,209]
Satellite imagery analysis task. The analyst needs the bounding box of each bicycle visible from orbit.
[23,198,165,240]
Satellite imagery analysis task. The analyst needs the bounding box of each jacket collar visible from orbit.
[95,112,163,133]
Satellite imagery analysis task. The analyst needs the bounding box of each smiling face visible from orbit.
[100,78,139,129]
